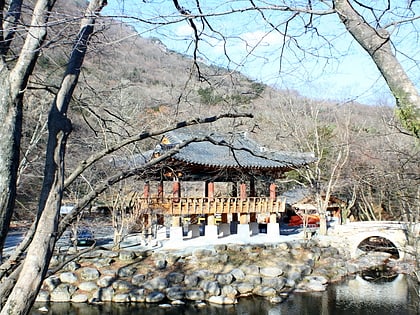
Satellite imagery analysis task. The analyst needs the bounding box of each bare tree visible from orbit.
[334,0,419,137]
[273,100,351,235]
[0,0,54,262]
[0,1,107,314]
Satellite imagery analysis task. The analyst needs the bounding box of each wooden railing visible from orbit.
[134,196,286,215]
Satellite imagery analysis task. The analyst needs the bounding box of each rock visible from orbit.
[235,282,254,294]
[171,299,185,305]
[277,243,290,251]
[119,251,136,261]
[192,248,214,258]
[260,267,283,277]
[35,290,50,302]
[216,273,233,285]
[269,295,283,303]
[184,274,199,287]
[346,263,358,274]
[185,289,205,301]
[144,277,168,291]
[113,293,130,303]
[166,286,185,301]
[129,288,147,302]
[300,264,313,276]
[287,270,302,283]
[165,253,181,265]
[94,287,114,302]
[118,266,137,277]
[230,268,246,281]
[226,244,243,251]
[59,272,78,284]
[252,286,276,297]
[146,291,166,303]
[242,264,259,276]
[37,306,49,313]
[71,294,89,303]
[131,274,146,286]
[221,285,238,298]
[80,267,100,281]
[97,275,115,288]
[195,269,214,280]
[261,277,286,291]
[155,258,167,270]
[167,272,184,285]
[199,280,220,296]
[44,276,61,291]
[101,250,120,258]
[93,257,114,268]
[214,244,227,252]
[290,248,302,257]
[159,303,172,308]
[245,275,262,286]
[306,275,328,285]
[195,301,207,308]
[65,261,81,271]
[295,275,328,292]
[217,253,229,263]
[208,295,237,305]
[49,255,61,267]
[50,284,76,302]
[112,280,133,291]
[322,247,340,257]
[78,281,98,292]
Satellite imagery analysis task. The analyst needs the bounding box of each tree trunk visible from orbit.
[334,0,420,137]
[0,0,54,261]
[0,80,22,262]
[0,1,106,314]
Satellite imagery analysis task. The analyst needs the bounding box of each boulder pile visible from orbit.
[36,238,392,307]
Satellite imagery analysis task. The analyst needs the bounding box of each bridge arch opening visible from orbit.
[357,236,400,259]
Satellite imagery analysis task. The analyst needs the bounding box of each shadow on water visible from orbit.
[31,274,419,315]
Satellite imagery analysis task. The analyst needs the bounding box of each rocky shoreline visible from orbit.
[35,237,412,309]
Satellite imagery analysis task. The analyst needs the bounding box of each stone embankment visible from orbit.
[36,238,399,308]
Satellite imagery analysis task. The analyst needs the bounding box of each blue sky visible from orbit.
[103,1,420,106]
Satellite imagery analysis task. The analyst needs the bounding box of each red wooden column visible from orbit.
[172,180,180,202]
[240,183,247,200]
[269,183,276,200]
[269,183,277,223]
[239,183,248,224]
[206,181,215,201]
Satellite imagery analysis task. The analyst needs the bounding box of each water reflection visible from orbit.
[31,275,419,315]
[336,274,408,305]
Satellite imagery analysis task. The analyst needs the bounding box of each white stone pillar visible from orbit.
[237,224,251,240]
[170,216,183,242]
[205,214,218,240]
[267,213,280,239]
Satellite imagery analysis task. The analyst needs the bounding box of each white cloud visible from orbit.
[174,24,194,37]
[241,30,285,48]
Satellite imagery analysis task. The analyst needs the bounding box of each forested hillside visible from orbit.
[14,1,418,225]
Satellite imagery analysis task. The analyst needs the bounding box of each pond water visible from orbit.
[31,274,419,315]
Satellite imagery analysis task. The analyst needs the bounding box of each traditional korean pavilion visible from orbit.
[116,129,316,242]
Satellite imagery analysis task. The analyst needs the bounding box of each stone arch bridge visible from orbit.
[326,221,418,260]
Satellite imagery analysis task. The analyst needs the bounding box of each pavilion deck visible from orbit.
[135,196,286,216]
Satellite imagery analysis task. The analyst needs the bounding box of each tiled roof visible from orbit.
[153,129,315,170]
